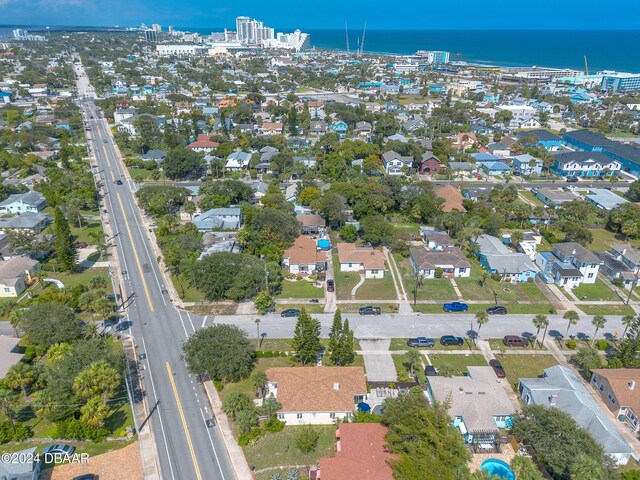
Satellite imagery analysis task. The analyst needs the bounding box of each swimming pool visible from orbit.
[317,239,331,250]
[481,458,516,480]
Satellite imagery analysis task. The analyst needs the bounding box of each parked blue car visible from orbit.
[443,302,469,312]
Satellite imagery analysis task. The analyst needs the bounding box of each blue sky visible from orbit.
[2,0,640,30]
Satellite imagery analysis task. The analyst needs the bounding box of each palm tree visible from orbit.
[270,474,282,480]
[4,363,35,399]
[404,349,422,377]
[255,318,261,348]
[563,310,580,346]
[532,314,549,349]
[591,315,607,348]
[622,314,636,339]
[80,397,110,428]
[84,322,99,339]
[475,311,489,343]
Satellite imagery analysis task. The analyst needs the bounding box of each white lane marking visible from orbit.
[140,334,176,480]
[201,316,208,329]
[199,408,226,479]
[177,310,189,338]
[187,311,196,333]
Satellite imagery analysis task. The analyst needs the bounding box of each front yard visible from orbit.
[354,275,397,301]
[572,279,621,302]
[495,353,559,391]
[277,280,324,299]
[428,354,487,376]
[392,354,426,383]
[395,255,457,301]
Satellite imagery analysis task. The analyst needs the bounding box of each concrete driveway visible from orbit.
[359,339,397,382]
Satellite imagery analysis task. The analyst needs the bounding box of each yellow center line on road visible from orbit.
[110,170,116,182]
[116,192,154,313]
[101,144,112,168]
[166,362,202,480]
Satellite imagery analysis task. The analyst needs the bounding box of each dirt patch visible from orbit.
[190,303,238,315]
[41,442,142,480]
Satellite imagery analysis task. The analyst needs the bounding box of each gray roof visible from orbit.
[554,151,618,168]
[585,189,628,210]
[553,242,601,265]
[0,446,38,477]
[191,208,242,230]
[520,365,633,456]
[0,212,50,229]
[410,247,471,269]
[476,234,511,256]
[447,161,476,171]
[483,253,537,274]
[428,366,516,432]
[0,191,46,209]
[611,244,640,266]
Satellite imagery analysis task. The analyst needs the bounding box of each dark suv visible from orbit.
[359,306,381,315]
[407,337,435,348]
[487,305,507,315]
[440,335,464,346]
[326,279,334,292]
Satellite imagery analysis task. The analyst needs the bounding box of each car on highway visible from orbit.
[407,337,435,348]
[443,301,469,312]
[502,335,529,347]
[114,179,123,185]
[103,139,107,143]
[359,305,381,315]
[489,359,506,378]
[280,309,300,318]
[326,279,334,292]
[487,305,507,315]
[42,444,75,456]
[440,335,464,346]
[566,177,578,183]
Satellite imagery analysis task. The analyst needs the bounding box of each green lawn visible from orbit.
[171,274,204,303]
[519,190,545,207]
[411,303,554,314]
[392,354,426,383]
[338,303,399,314]
[588,228,640,251]
[496,353,559,391]
[429,354,487,376]
[243,425,337,471]
[44,267,113,295]
[128,167,157,180]
[389,338,477,351]
[395,255,457,301]
[572,279,621,302]
[354,275,397,301]
[579,304,636,316]
[333,255,360,300]
[277,280,324,299]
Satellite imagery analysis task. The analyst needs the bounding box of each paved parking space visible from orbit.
[360,339,397,382]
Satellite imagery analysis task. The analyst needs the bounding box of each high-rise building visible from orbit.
[152,24,162,33]
[168,26,174,33]
[144,30,158,42]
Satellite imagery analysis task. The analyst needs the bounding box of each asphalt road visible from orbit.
[188,311,631,343]
[75,64,234,480]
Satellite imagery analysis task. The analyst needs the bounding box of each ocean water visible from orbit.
[2,25,639,72]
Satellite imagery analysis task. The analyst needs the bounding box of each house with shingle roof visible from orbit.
[0,191,47,214]
[337,243,386,279]
[591,369,640,436]
[409,246,471,279]
[190,207,242,231]
[595,244,640,290]
[434,186,466,212]
[0,257,40,298]
[264,366,367,424]
[476,234,537,283]
[282,235,325,275]
[535,242,601,289]
[519,365,634,466]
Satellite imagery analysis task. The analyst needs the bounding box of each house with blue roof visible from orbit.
[328,120,348,137]
[191,207,242,231]
[478,161,512,176]
[517,129,562,151]
[475,234,537,283]
[0,91,12,103]
[470,152,499,162]
[513,154,543,175]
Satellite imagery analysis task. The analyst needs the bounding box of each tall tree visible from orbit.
[338,318,355,366]
[73,360,121,404]
[475,311,489,343]
[591,315,607,348]
[53,206,76,271]
[563,310,580,346]
[533,314,549,349]
[328,309,343,366]
[4,363,35,399]
[622,314,636,339]
[80,396,110,428]
[291,308,321,366]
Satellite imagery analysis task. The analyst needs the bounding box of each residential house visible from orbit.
[447,162,479,177]
[315,423,395,480]
[0,191,47,214]
[585,188,629,210]
[595,244,640,290]
[535,187,579,206]
[188,134,219,153]
[419,152,444,174]
[509,114,541,130]
[224,151,251,171]
[517,129,562,151]
[329,120,348,136]
[403,118,425,133]
[307,101,325,119]
[140,149,167,164]
[264,366,367,424]
[297,214,326,235]
[117,113,165,135]
[293,156,317,169]
[452,132,477,152]
[354,121,373,139]
[337,243,386,279]
[434,186,466,212]
[310,120,327,135]
[427,366,517,452]
[387,133,408,143]
[535,242,601,288]
[478,161,512,176]
[476,234,537,283]
[282,235,325,275]
[519,365,634,466]
[551,152,621,178]
[513,154,543,175]
[419,227,456,251]
[591,369,640,436]
[0,257,40,298]
[250,181,269,203]
[0,212,51,233]
[381,150,413,175]
[0,446,41,480]
[260,122,284,135]
[409,246,471,279]
[191,208,242,231]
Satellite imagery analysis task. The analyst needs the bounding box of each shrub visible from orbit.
[595,339,608,351]
[214,379,224,392]
[549,306,557,314]
[295,425,320,454]
[0,422,33,443]
[264,416,286,432]
[491,273,502,282]
[566,339,577,350]
[237,427,262,446]
[56,418,108,442]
